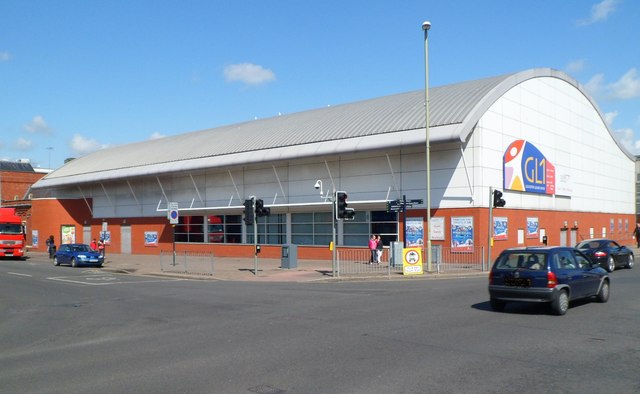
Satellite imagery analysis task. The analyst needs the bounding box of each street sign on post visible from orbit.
[168,202,179,225]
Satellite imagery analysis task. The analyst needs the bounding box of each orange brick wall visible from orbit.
[0,171,45,204]
[402,207,636,261]
[29,198,636,260]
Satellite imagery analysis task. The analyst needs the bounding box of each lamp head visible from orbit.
[422,21,431,31]
[314,180,321,190]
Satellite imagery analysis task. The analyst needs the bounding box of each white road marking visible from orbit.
[7,272,32,277]
[47,276,184,286]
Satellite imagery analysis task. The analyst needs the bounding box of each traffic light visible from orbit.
[255,199,271,217]
[243,199,254,225]
[493,189,506,208]
[336,191,355,220]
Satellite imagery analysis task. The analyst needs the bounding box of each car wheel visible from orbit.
[53,256,60,266]
[596,280,610,303]
[71,257,77,268]
[490,298,506,312]
[626,254,634,269]
[551,289,569,315]
[606,256,615,272]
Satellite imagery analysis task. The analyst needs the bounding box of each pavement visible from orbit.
[26,251,486,283]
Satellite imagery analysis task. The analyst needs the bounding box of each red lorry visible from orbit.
[0,208,26,259]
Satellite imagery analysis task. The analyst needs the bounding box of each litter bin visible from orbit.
[281,244,298,269]
[390,241,404,267]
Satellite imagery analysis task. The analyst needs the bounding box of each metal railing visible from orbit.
[336,249,396,279]
[336,246,485,278]
[160,250,215,276]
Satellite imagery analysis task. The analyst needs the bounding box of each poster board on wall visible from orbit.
[451,216,473,252]
[61,225,76,244]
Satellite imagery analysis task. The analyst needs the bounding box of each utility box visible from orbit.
[390,241,404,267]
[281,244,298,269]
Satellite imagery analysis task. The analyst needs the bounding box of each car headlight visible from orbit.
[77,254,87,258]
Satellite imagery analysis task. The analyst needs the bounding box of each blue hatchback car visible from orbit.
[488,246,609,315]
[53,243,104,268]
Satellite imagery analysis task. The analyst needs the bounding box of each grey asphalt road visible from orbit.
[1,257,639,393]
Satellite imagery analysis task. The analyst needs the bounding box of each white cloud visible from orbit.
[613,127,640,155]
[0,51,11,62]
[603,111,618,126]
[150,132,166,140]
[584,69,640,100]
[24,115,52,134]
[584,73,605,97]
[565,59,585,74]
[223,63,276,85]
[14,138,33,151]
[608,68,640,100]
[577,0,618,26]
[69,134,108,155]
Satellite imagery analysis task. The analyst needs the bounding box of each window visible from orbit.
[291,212,332,246]
[247,214,286,245]
[175,216,204,243]
[207,215,242,243]
[176,215,242,243]
[343,211,398,247]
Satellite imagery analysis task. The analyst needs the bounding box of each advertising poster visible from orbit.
[405,218,424,247]
[100,231,111,245]
[32,230,39,248]
[144,231,159,247]
[451,216,473,252]
[430,217,445,241]
[61,225,76,244]
[526,217,539,238]
[493,217,508,240]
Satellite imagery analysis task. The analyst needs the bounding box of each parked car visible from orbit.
[575,238,634,272]
[488,246,609,315]
[53,243,104,268]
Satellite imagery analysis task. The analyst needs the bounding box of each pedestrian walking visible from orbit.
[46,235,55,259]
[368,234,377,264]
[375,234,383,263]
[98,238,105,257]
[90,238,98,251]
[633,223,640,248]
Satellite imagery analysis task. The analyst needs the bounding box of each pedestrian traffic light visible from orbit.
[243,199,254,225]
[493,189,506,208]
[255,199,271,217]
[336,191,355,220]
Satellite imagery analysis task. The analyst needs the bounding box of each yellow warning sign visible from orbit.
[403,247,424,275]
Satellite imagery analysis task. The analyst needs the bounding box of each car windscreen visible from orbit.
[0,224,23,235]
[495,252,547,270]
[576,241,601,249]
[71,245,90,252]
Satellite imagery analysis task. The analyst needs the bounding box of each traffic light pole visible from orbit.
[332,192,338,276]
[251,197,259,276]
[487,186,493,271]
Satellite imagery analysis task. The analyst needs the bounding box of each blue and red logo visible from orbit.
[503,140,555,195]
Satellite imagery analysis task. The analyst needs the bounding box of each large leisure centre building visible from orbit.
[29,68,636,263]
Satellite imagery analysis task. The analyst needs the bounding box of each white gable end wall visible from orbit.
[473,76,634,214]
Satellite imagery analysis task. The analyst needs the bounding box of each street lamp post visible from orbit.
[422,20,432,272]
[46,146,53,170]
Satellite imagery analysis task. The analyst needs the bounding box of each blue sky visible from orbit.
[1,0,639,169]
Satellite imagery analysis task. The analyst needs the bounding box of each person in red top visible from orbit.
[368,234,378,264]
[90,238,97,251]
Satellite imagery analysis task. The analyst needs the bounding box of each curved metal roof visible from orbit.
[33,68,630,189]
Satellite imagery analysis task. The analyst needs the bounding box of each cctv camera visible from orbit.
[314,180,321,190]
